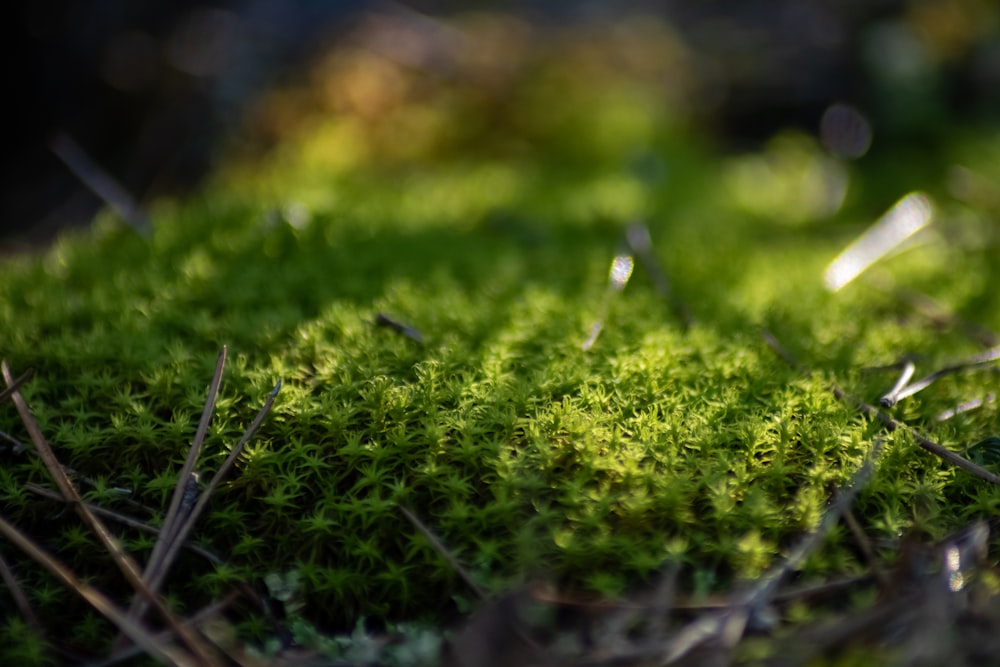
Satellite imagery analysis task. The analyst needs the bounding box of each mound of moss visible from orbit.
[3,29,1000,659]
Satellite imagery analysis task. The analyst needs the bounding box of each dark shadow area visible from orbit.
[5,0,367,247]
[7,0,1000,249]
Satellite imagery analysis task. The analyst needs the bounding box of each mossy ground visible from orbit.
[3,21,1000,664]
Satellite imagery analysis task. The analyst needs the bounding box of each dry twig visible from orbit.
[2,360,219,664]
[375,312,425,343]
[49,131,150,235]
[0,514,192,666]
[0,547,41,633]
[626,222,693,328]
[399,505,488,602]
[147,379,282,602]
[760,328,1000,486]
[0,367,34,404]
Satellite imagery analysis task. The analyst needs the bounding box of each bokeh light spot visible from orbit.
[820,103,872,159]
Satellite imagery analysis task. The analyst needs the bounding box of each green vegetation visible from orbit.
[3,22,1000,665]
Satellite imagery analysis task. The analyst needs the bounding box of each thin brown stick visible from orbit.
[1,361,218,665]
[0,367,34,404]
[890,345,1000,404]
[23,483,222,565]
[626,222,693,328]
[569,579,889,667]
[94,595,239,667]
[642,563,679,643]
[762,594,919,667]
[146,381,281,600]
[130,346,226,624]
[0,429,27,453]
[741,438,881,620]
[760,327,798,367]
[760,329,1000,486]
[25,482,279,654]
[936,394,995,421]
[3,362,76,502]
[399,505,488,601]
[842,508,889,588]
[198,605,276,667]
[399,506,547,660]
[769,573,876,607]
[530,573,873,613]
[0,548,41,632]
[878,360,915,407]
[0,513,192,666]
[829,384,1000,485]
[891,285,998,348]
[374,312,424,343]
[49,131,149,235]
[653,436,885,666]
[4,429,143,509]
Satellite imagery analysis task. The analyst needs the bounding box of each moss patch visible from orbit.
[3,24,1000,661]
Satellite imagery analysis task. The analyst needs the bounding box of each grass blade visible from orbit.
[823,191,932,292]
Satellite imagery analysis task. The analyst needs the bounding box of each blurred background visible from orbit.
[6,0,1000,248]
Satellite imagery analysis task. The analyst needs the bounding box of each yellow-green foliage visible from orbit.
[3,63,1000,660]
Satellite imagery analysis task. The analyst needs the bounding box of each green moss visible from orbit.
[3,57,1000,660]
[0,617,52,667]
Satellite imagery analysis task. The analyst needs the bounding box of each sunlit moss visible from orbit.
[3,25,1000,662]
[725,131,848,225]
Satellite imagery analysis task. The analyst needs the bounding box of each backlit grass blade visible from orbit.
[824,191,933,291]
